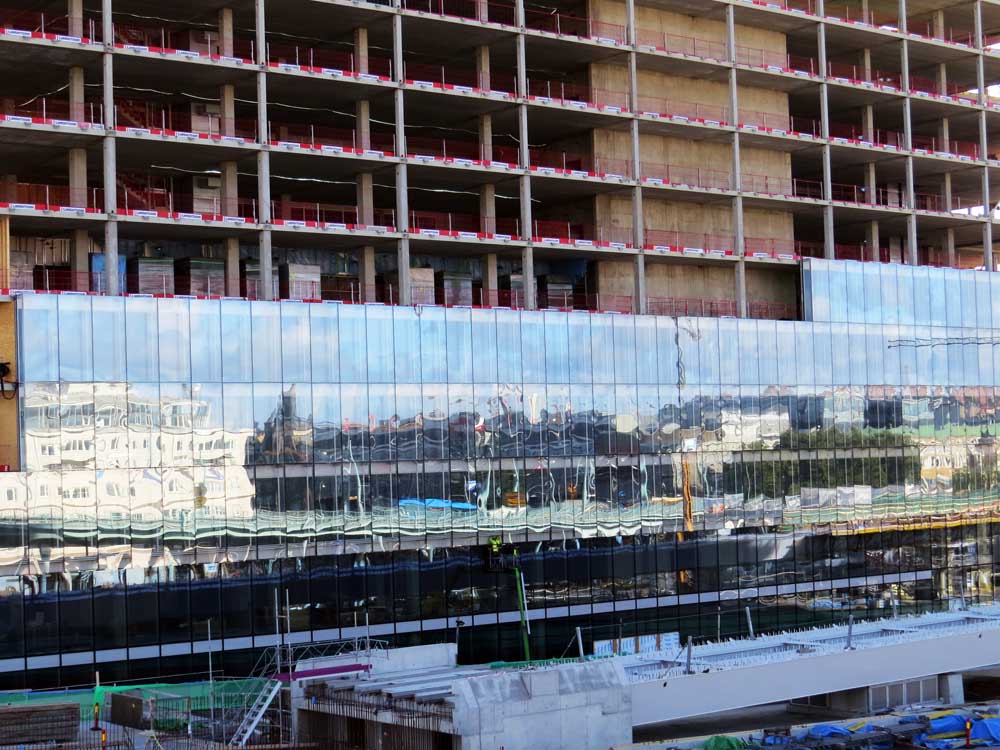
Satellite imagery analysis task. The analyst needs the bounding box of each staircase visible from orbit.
[228,679,282,747]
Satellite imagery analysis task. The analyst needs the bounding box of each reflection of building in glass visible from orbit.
[5,260,1000,686]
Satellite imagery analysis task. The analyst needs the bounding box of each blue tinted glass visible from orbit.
[718,318,739,385]
[929,271,947,327]
[755,320,776,386]
[613,316,637,384]
[419,306,446,383]
[865,325,884,385]
[339,304,368,383]
[845,262,865,325]
[794,323,815,386]
[961,271,978,329]
[92,296,126,382]
[736,320,758,385]
[221,300,253,383]
[471,309,497,384]
[251,302,282,382]
[880,265,898,325]
[896,265,914,325]
[310,304,339,383]
[776,322,795,386]
[446,307,473,384]
[366,305,395,384]
[496,309,522,384]
[911,267,930,328]
[19,295,59,382]
[828,263,848,323]
[809,259,831,322]
[280,303,312,383]
[882,325,900,386]
[158,298,191,383]
[863,264,882,324]
[394,307,422,384]
[591,316,615,384]
[190,300,222,383]
[656,317,678,385]
[945,269,963,327]
[635,316,657,385]
[848,324,867,385]
[813,323,833,384]
[544,311,569,384]
[521,311,545,383]
[58,295,93,382]
[125,297,159,383]
[831,322,850,385]
[976,273,992,329]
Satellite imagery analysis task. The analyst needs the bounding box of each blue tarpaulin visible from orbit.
[970,719,1000,743]
[804,726,852,739]
[929,715,969,735]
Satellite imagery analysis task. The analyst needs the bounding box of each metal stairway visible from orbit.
[228,679,281,747]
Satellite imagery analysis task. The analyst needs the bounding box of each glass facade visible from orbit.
[2,259,1000,687]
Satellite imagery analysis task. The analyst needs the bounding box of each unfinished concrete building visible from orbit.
[1,0,998,311]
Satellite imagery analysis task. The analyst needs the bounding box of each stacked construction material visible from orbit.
[0,702,79,744]
[175,257,225,296]
[127,257,175,295]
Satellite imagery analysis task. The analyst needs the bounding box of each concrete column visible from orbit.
[514,0,534,309]
[932,10,945,39]
[392,13,411,305]
[942,171,952,212]
[633,253,646,315]
[938,673,965,705]
[102,0,118,294]
[627,0,644,313]
[224,236,240,296]
[864,162,877,205]
[866,221,880,262]
[220,84,236,138]
[476,44,490,92]
[480,183,496,232]
[861,104,874,142]
[255,0,273,299]
[944,227,956,268]
[219,7,234,57]
[483,252,498,306]
[355,26,369,73]
[357,172,375,224]
[479,112,493,165]
[360,245,377,302]
[521,245,535,309]
[938,116,950,153]
[859,47,872,81]
[67,0,83,38]
[70,229,90,291]
[68,147,87,207]
[726,5,747,316]
[69,66,85,123]
[355,28,372,151]
[220,160,238,216]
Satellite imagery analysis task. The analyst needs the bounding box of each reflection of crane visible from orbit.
[681,460,694,533]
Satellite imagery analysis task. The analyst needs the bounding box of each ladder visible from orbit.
[228,679,281,747]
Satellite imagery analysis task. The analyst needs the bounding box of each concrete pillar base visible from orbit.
[360,245,377,302]
[224,236,240,297]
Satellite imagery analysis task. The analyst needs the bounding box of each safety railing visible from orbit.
[532,220,632,246]
[741,174,822,199]
[529,149,632,178]
[113,22,255,60]
[736,46,817,75]
[407,135,483,160]
[644,229,735,254]
[524,8,626,44]
[636,95,729,124]
[1,182,103,210]
[647,297,737,317]
[266,42,392,76]
[914,192,975,213]
[115,101,257,139]
[745,237,821,258]
[635,29,728,60]
[912,135,979,159]
[906,20,974,46]
[526,79,630,111]
[0,9,98,39]
[3,269,107,292]
[538,291,634,312]
[832,243,893,262]
[404,61,480,89]
[641,163,732,190]
[822,1,897,28]
[409,210,519,236]
[739,110,819,136]
[828,121,905,149]
[119,190,258,219]
[829,183,904,207]
[269,122,395,153]
[401,0,516,26]
[272,201,396,227]
[741,0,814,12]
[748,301,798,319]
[1,97,102,124]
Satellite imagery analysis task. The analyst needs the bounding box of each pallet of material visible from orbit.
[0,701,79,744]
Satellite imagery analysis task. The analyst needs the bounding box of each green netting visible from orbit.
[0,677,270,718]
[704,736,749,750]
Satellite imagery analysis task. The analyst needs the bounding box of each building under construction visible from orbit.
[3,0,1000,693]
